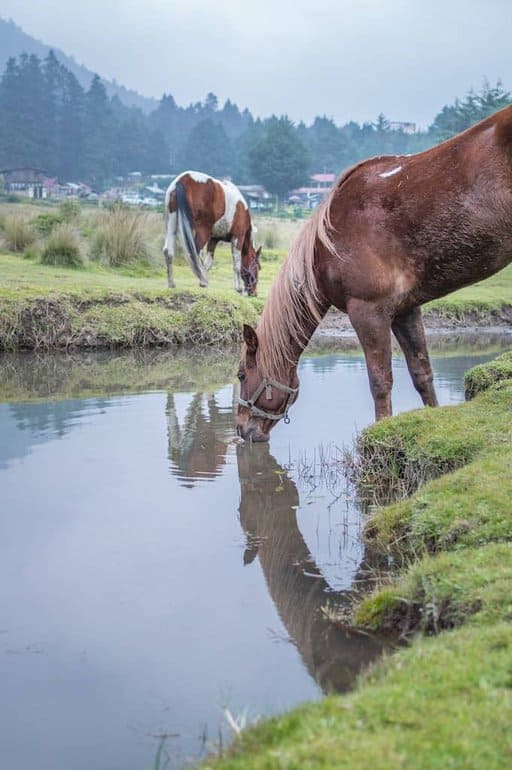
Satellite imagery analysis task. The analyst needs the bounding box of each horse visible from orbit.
[236,106,512,441]
[163,170,261,295]
[166,390,233,487]
[237,444,385,692]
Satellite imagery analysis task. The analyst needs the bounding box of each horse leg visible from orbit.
[193,227,211,287]
[163,210,177,288]
[231,237,243,293]
[392,307,439,407]
[347,299,393,419]
[204,238,218,272]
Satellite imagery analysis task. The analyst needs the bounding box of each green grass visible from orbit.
[202,623,512,770]
[464,350,512,398]
[198,356,512,770]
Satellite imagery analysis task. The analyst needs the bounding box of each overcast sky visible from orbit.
[2,0,511,127]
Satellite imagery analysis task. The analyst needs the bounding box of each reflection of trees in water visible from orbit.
[166,391,234,485]
[8,398,110,437]
[237,444,386,694]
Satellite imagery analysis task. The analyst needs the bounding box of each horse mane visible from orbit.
[252,160,369,379]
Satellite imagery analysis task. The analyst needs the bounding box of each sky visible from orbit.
[1,0,511,127]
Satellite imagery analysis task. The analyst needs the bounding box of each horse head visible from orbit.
[241,244,261,297]
[236,323,299,442]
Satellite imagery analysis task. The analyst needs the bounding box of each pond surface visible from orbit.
[0,340,507,770]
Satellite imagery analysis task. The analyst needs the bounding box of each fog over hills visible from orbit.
[0,17,158,113]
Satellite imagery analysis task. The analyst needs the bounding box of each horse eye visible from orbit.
[237,372,246,382]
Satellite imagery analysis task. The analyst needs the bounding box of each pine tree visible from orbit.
[249,117,311,204]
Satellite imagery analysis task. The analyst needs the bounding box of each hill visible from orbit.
[0,17,158,113]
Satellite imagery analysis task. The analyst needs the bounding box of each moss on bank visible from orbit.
[0,288,261,350]
[464,350,512,399]
[199,355,512,770]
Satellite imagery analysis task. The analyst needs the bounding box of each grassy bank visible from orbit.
[200,355,512,770]
[0,253,268,350]
[1,194,512,349]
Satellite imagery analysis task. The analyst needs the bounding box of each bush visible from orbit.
[2,214,36,251]
[59,199,81,222]
[23,245,41,261]
[41,223,84,267]
[261,222,280,249]
[33,211,63,236]
[90,205,152,267]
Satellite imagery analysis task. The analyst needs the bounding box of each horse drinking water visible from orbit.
[237,106,512,441]
[163,170,261,295]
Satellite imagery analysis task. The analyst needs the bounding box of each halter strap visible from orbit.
[238,377,298,424]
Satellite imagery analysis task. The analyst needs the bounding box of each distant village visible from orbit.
[0,166,344,212]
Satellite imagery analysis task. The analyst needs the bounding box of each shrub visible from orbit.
[90,205,152,267]
[261,223,280,249]
[23,245,41,261]
[59,199,81,222]
[2,214,36,252]
[41,223,84,267]
[33,211,63,236]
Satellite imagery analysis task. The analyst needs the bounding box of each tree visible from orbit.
[248,117,311,204]
[429,80,511,141]
[181,119,234,177]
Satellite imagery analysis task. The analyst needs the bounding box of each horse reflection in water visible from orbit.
[237,444,387,693]
[166,391,233,486]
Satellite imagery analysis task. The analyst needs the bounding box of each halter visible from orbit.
[238,377,299,425]
[241,258,259,291]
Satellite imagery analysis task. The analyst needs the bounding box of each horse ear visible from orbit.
[256,246,262,263]
[243,324,259,354]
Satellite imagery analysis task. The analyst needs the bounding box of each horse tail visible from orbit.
[175,180,207,285]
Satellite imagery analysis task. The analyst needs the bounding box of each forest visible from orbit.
[0,50,510,194]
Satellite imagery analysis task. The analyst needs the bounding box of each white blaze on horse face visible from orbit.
[379,165,402,179]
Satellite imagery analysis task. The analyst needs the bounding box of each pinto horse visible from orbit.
[163,170,261,295]
[237,106,512,441]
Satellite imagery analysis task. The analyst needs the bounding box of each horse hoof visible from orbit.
[199,281,208,288]
[167,281,176,289]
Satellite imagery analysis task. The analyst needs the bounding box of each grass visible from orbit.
[41,223,84,267]
[1,198,512,350]
[90,205,152,266]
[1,213,36,252]
[197,356,512,770]
[201,623,512,770]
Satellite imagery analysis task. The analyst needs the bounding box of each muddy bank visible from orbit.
[318,304,512,337]
[0,290,260,351]
[0,289,510,351]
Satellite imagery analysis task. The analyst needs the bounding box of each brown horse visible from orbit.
[237,106,512,441]
[237,444,385,692]
[163,170,261,295]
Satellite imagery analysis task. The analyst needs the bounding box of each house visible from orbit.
[1,167,48,198]
[389,121,416,134]
[238,184,273,210]
[289,173,336,209]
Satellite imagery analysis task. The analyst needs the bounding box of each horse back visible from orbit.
[321,106,512,308]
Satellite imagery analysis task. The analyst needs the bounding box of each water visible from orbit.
[0,341,506,770]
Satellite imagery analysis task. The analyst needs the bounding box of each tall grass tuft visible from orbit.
[41,223,84,267]
[59,199,81,222]
[2,214,36,252]
[91,205,152,267]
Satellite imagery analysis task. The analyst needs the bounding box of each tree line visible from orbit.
[0,51,510,199]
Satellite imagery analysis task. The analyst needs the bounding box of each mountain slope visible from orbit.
[0,17,158,113]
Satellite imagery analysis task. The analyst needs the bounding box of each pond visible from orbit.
[0,338,508,770]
